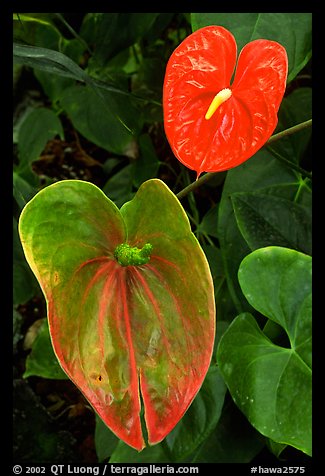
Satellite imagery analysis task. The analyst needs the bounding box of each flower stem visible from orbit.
[176,172,216,200]
[267,119,312,144]
[176,119,312,200]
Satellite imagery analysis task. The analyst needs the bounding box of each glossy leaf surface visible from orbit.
[218,247,312,455]
[19,179,215,450]
[163,26,288,176]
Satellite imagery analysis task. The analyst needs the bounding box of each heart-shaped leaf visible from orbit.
[18,179,215,450]
[217,246,312,455]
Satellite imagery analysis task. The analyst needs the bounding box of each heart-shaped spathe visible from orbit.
[163,25,288,177]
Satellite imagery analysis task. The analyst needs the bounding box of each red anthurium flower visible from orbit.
[163,26,288,177]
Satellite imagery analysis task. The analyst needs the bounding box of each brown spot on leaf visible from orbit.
[90,373,104,385]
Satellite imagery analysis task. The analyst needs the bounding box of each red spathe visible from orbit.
[163,26,288,177]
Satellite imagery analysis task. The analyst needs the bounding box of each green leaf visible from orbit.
[34,38,86,103]
[201,244,222,284]
[165,366,227,461]
[95,415,119,462]
[269,88,312,165]
[103,163,135,208]
[18,107,64,161]
[13,217,39,305]
[142,13,175,43]
[267,439,287,458]
[13,13,54,27]
[217,149,299,313]
[35,69,74,105]
[201,245,238,325]
[191,13,312,82]
[59,85,139,155]
[13,15,60,50]
[217,247,312,456]
[80,13,160,66]
[133,134,160,188]
[192,400,265,463]
[19,179,215,451]
[24,319,68,380]
[110,440,170,463]
[197,204,219,239]
[13,43,90,82]
[13,172,36,211]
[16,107,64,178]
[13,43,138,105]
[231,191,312,255]
[238,247,312,363]
[218,313,312,456]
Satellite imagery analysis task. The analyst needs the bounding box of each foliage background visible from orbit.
[13,13,312,464]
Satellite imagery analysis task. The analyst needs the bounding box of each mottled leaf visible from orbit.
[19,179,215,450]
